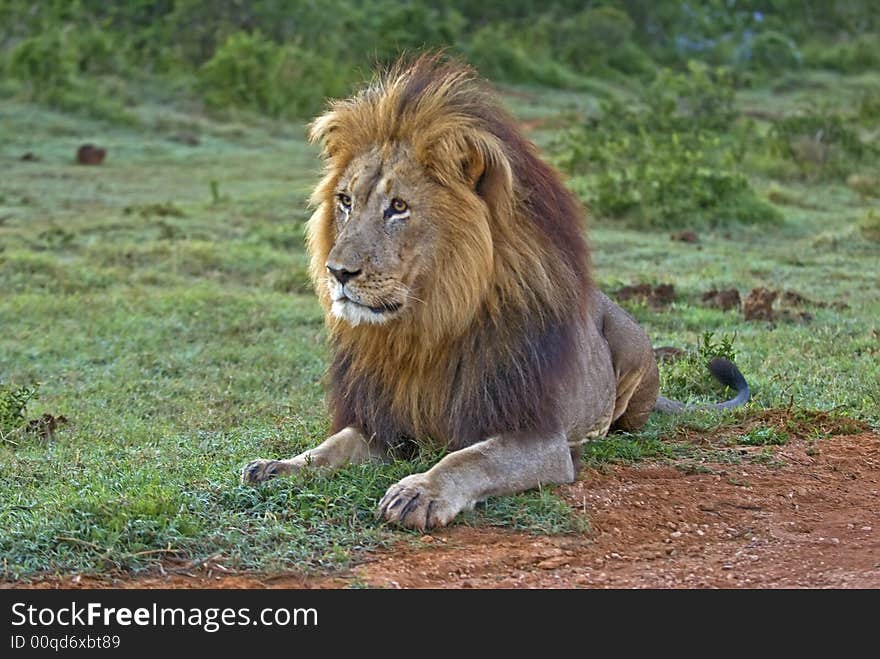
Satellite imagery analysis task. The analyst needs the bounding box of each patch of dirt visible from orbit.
[10,431,878,590]
[25,413,68,441]
[616,283,676,310]
[743,286,778,321]
[671,408,871,445]
[742,287,847,323]
[701,288,742,311]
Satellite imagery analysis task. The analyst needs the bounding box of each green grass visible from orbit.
[1,72,878,581]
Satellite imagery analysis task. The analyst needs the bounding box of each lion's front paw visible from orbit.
[241,459,294,485]
[377,473,462,530]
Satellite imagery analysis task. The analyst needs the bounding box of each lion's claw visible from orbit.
[378,474,460,530]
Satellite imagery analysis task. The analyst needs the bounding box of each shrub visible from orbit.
[0,382,38,438]
[768,109,872,180]
[8,27,136,123]
[556,64,779,229]
[364,2,465,65]
[858,209,880,241]
[8,29,78,94]
[554,7,634,66]
[465,23,586,89]
[546,7,654,78]
[659,332,740,401]
[580,127,778,227]
[803,34,880,73]
[738,30,802,73]
[198,32,353,119]
[645,61,737,132]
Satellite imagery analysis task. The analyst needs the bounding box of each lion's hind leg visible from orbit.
[611,362,659,432]
[242,426,386,485]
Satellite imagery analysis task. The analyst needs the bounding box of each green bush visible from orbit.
[581,127,778,227]
[542,7,654,78]
[198,31,353,119]
[739,30,802,73]
[659,332,739,401]
[0,382,38,438]
[8,27,136,123]
[364,2,465,64]
[557,63,779,229]
[768,109,872,180]
[646,61,737,132]
[465,23,586,89]
[803,34,880,73]
[858,209,880,242]
[9,29,78,94]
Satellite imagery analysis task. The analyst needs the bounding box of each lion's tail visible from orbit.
[654,357,750,414]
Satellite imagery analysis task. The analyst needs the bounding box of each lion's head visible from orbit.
[315,140,493,331]
[305,55,592,449]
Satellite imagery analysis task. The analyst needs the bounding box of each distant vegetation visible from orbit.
[2,1,878,119]
[2,1,877,229]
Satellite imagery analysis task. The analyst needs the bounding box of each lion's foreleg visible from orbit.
[242,426,385,485]
[378,432,574,530]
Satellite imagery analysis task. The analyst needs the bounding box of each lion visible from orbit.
[242,55,750,530]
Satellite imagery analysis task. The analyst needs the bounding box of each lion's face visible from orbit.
[321,144,489,328]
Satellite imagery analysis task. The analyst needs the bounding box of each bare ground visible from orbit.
[7,432,879,590]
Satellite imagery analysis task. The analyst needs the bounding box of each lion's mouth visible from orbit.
[337,293,403,315]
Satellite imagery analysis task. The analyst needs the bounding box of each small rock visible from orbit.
[536,556,571,570]
[670,531,682,539]
[861,526,873,532]
[77,144,106,165]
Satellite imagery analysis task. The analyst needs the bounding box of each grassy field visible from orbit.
[1,72,878,581]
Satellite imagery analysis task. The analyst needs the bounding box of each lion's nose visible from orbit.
[326,263,362,285]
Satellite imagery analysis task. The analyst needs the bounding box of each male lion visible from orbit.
[242,56,749,530]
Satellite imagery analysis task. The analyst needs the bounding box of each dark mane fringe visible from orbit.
[329,309,581,450]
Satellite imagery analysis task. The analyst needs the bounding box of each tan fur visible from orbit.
[306,60,587,438]
[241,56,718,530]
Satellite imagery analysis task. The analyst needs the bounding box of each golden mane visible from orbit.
[306,54,592,450]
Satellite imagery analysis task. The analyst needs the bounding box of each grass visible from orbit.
[1,72,879,581]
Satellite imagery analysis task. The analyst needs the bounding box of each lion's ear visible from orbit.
[465,135,513,209]
[308,111,339,159]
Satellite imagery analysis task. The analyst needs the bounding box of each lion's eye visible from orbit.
[390,198,408,213]
[337,193,352,209]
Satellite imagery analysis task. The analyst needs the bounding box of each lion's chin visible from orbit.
[331,298,402,327]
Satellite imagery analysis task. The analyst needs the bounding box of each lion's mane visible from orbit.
[306,55,592,451]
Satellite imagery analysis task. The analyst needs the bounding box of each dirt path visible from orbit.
[9,432,879,589]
